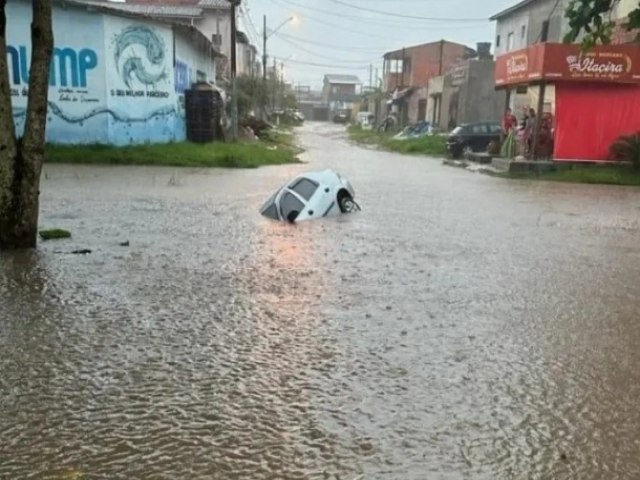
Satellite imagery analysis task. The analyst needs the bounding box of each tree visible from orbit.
[0,0,53,250]
[564,0,640,47]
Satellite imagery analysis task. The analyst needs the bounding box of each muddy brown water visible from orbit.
[2,123,640,479]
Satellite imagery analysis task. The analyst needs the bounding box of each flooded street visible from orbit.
[3,122,640,479]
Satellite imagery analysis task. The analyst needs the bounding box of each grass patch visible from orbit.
[347,125,447,157]
[500,165,640,186]
[45,139,300,169]
[40,228,71,240]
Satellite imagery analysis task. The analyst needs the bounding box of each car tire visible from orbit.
[338,194,356,213]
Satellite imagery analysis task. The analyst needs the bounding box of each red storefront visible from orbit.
[495,43,640,161]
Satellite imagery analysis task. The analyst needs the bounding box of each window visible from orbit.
[507,32,514,51]
[290,178,318,201]
[262,204,279,220]
[403,57,412,74]
[488,124,502,134]
[496,35,501,47]
[472,124,487,134]
[521,25,526,39]
[280,192,305,220]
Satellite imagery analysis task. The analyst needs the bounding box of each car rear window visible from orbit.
[262,203,279,220]
[451,126,464,135]
[290,178,318,201]
[280,192,305,219]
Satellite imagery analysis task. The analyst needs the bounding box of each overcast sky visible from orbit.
[238,0,521,89]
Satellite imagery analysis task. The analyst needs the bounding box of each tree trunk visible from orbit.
[0,0,53,250]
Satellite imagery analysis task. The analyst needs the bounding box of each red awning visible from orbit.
[495,43,640,87]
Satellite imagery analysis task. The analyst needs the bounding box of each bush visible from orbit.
[609,131,640,168]
[40,229,71,240]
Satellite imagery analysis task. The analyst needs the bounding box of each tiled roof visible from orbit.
[324,74,361,84]
[198,0,231,8]
[77,1,203,16]
[489,0,537,20]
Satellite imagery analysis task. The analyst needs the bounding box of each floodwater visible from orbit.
[2,123,640,479]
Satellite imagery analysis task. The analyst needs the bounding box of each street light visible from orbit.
[227,0,241,140]
[267,16,295,39]
[262,15,295,118]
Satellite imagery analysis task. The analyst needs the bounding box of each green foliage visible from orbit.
[505,165,640,186]
[564,0,640,47]
[39,229,71,240]
[347,125,447,157]
[235,75,267,118]
[45,141,300,169]
[609,131,640,168]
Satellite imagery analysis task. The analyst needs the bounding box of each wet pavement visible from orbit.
[2,122,640,479]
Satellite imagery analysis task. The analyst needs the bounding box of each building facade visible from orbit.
[322,75,361,118]
[8,0,219,145]
[382,40,476,125]
[427,43,505,130]
[79,0,261,78]
[490,0,571,118]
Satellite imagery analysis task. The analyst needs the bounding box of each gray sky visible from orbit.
[238,0,521,89]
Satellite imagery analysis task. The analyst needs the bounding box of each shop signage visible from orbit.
[495,43,640,86]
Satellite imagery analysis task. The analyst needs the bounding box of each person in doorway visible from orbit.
[502,108,517,136]
[525,108,537,157]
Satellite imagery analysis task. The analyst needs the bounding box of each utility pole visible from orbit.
[438,39,444,76]
[228,0,240,141]
[272,57,277,111]
[369,64,373,91]
[263,15,268,118]
[280,61,284,108]
[400,47,405,89]
[532,20,549,160]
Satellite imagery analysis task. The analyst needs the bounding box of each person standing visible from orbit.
[502,108,517,136]
[525,108,536,157]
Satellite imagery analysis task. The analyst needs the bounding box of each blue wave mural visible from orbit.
[113,25,167,88]
[13,102,177,123]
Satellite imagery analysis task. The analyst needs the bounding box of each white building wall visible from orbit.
[494,9,530,56]
[613,0,638,19]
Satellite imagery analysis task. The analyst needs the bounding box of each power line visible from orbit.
[275,32,388,53]
[278,0,487,27]
[534,0,562,42]
[270,0,384,39]
[273,32,381,64]
[326,0,487,22]
[281,58,371,70]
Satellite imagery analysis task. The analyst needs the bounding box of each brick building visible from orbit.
[382,40,476,125]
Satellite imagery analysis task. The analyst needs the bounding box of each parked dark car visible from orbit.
[333,111,349,124]
[447,122,502,158]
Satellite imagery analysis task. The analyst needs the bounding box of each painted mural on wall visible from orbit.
[105,16,178,144]
[7,1,107,143]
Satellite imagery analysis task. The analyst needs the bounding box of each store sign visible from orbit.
[496,43,640,86]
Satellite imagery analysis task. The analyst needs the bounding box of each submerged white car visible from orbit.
[260,169,360,223]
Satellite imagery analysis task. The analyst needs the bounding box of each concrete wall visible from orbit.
[456,60,505,125]
[384,41,474,92]
[8,0,216,145]
[613,0,638,19]
[494,0,570,57]
[197,9,232,62]
[426,76,444,125]
[407,87,427,124]
[8,0,107,143]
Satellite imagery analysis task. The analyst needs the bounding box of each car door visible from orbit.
[279,190,307,222]
[287,177,334,220]
[488,123,502,142]
[469,124,488,151]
